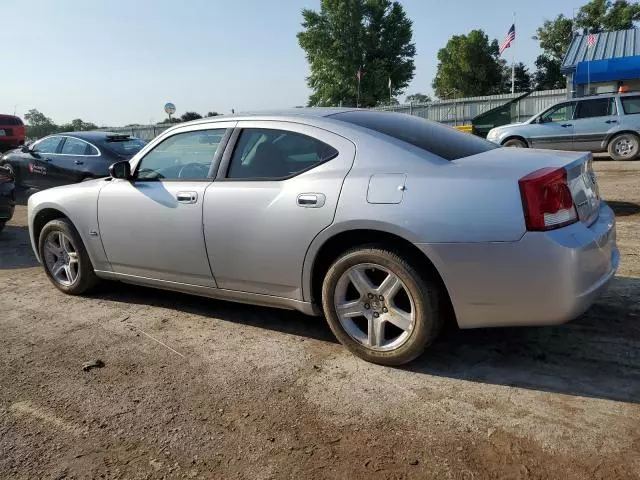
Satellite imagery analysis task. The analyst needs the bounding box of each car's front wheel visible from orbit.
[503,138,527,148]
[608,133,639,161]
[38,218,98,294]
[322,246,442,365]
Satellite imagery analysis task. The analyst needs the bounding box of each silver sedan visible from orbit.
[27,109,619,365]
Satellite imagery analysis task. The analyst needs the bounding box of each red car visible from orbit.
[0,114,26,152]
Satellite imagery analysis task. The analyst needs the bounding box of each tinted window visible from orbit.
[331,111,496,161]
[136,129,225,180]
[621,96,640,114]
[32,136,62,154]
[102,137,146,156]
[61,137,93,155]
[541,103,576,122]
[575,98,615,119]
[0,116,22,126]
[227,129,338,180]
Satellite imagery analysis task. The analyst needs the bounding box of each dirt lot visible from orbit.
[1,160,639,480]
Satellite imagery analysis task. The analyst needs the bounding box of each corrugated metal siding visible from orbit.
[562,28,640,71]
[375,89,566,125]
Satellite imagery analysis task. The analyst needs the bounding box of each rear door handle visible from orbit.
[74,160,84,165]
[605,119,618,124]
[297,193,326,208]
[176,191,198,204]
[561,123,572,127]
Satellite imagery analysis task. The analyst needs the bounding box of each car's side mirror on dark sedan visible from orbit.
[109,161,131,180]
[21,144,31,153]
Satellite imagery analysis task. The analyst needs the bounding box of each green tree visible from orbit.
[180,111,203,122]
[405,92,431,103]
[533,55,566,89]
[501,62,532,93]
[576,0,640,32]
[297,0,416,107]
[60,118,98,132]
[157,118,181,124]
[432,30,503,98]
[24,109,58,139]
[206,111,219,117]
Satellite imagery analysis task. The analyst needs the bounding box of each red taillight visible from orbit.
[519,167,578,231]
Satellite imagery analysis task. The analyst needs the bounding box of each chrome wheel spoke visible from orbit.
[386,307,413,331]
[52,261,66,278]
[377,273,402,299]
[347,268,374,296]
[45,240,62,256]
[64,264,74,283]
[368,315,385,347]
[337,300,364,318]
[67,252,79,264]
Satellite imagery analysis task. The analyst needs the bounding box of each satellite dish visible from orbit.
[164,102,176,115]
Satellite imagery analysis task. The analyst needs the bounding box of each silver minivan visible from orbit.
[486,93,640,160]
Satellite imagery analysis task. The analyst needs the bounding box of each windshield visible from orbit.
[101,137,146,157]
[331,110,497,161]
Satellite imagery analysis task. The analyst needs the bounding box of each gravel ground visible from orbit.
[1,160,639,480]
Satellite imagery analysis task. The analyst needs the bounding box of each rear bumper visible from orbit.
[418,203,618,328]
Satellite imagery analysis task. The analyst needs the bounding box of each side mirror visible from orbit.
[109,161,131,180]
[537,117,547,124]
[21,144,31,153]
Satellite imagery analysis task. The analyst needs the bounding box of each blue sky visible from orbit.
[1,0,584,126]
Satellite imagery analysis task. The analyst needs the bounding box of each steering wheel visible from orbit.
[177,163,209,179]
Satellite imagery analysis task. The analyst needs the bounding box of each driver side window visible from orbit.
[541,103,576,123]
[136,129,227,181]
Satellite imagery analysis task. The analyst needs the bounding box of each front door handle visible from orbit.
[561,123,572,127]
[74,160,84,165]
[176,191,198,204]
[605,119,618,124]
[297,193,326,208]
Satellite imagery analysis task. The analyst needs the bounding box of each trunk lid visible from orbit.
[453,148,601,226]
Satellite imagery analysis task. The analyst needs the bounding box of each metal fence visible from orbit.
[374,89,567,125]
[103,89,567,140]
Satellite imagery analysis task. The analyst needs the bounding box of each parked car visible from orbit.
[0,114,26,152]
[0,132,146,189]
[27,110,618,365]
[0,164,15,233]
[486,92,640,160]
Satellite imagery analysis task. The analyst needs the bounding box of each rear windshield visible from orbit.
[621,96,640,115]
[331,110,497,160]
[101,137,146,156]
[0,116,23,126]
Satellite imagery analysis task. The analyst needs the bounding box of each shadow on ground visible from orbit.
[0,225,38,268]
[92,275,640,404]
[608,200,640,217]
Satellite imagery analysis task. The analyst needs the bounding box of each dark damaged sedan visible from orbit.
[0,132,146,189]
[0,164,15,232]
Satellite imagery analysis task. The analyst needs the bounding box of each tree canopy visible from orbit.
[432,30,503,98]
[297,0,415,107]
[23,109,97,139]
[180,111,203,122]
[405,93,431,104]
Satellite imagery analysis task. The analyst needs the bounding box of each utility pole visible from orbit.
[511,12,516,94]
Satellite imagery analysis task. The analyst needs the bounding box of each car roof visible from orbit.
[53,131,136,142]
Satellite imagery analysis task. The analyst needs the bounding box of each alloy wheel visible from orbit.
[43,231,79,286]
[333,263,415,351]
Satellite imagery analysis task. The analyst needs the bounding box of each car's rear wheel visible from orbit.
[503,138,527,148]
[608,133,639,161]
[38,218,98,294]
[321,246,442,365]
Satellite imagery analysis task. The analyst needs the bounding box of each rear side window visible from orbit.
[102,136,146,156]
[621,96,640,114]
[330,111,496,161]
[61,137,92,155]
[227,129,338,180]
[0,116,22,126]
[575,98,616,119]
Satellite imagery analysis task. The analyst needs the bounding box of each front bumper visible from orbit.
[418,203,619,328]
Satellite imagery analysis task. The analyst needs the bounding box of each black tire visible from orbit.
[321,246,442,366]
[607,133,639,161]
[503,138,527,148]
[38,218,98,294]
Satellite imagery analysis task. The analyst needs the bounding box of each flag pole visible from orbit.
[511,12,516,94]
[389,77,392,105]
[357,70,361,108]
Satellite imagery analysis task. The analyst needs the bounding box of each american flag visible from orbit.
[587,33,597,48]
[499,24,516,55]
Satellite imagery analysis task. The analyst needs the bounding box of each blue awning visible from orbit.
[573,55,640,85]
